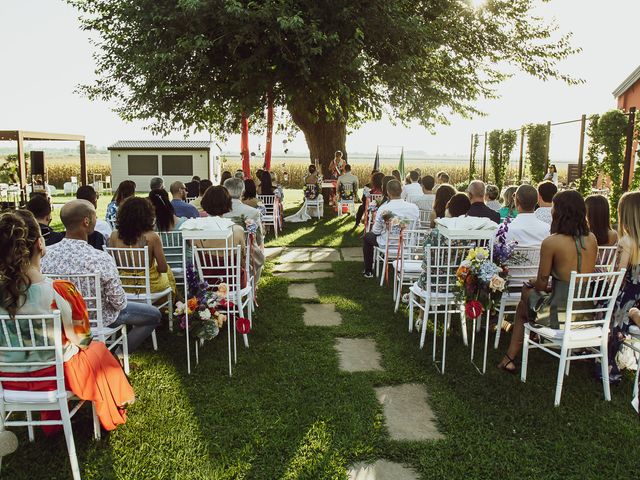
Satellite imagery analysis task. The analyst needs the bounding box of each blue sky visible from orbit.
[1,0,638,160]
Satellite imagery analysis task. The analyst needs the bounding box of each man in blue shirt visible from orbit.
[170,181,199,218]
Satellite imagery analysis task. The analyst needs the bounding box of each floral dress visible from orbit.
[105,200,118,225]
[611,264,640,332]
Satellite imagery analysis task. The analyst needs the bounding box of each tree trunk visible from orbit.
[289,98,347,176]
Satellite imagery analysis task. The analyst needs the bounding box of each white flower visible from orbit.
[174,301,185,315]
[199,309,212,320]
[489,275,506,292]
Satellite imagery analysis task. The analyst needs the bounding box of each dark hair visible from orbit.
[260,170,274,195]
[550,190,589,237]
[537,181,558,203]
[0,210,40,317]
[220,171,232,184]
[446,193,471,217]
[409,170,419,182]
[549,164,557,173]
[26,194,51,219]
[391,170,401,182]
[201,185,232,216]
[116,197,155,245]
[433,184,456,218]
[76,185,97,203]
[148,189,176,232]
[345,164,352,172]
[199,179,213,195]
[421,175,435,191]
[436,171,450,182]
[113,180,136,205]
[515,184,537,212]
[192,175,201,182]
[243,179,257,200]
[585,194,611,246]
[381,175,395,201]
[308,164,317,174]
[371,172,385,191]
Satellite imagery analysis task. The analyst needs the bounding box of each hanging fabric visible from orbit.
[241,113,250,179]
[264,98,274,171]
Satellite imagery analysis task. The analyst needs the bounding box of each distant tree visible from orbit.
[70,0,578,174]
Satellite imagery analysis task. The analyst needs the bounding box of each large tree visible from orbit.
[71,0,577,174]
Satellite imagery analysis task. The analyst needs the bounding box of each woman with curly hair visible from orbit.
[498,189,598,373]
[105,180,136,226]
[0,210,134,433]
[109,197,177,296]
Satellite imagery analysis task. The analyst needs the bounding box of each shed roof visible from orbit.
[613,65,640,98]
[108,140,212,150]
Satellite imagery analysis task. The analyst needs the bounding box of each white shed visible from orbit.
[108,140,220,192]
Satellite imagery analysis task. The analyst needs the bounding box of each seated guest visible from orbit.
[26,194,64,246]
[585,194,617,247]
[223,177,264,244]
[535,181,557,224]
[429,184,456,228]
[354,171,385,229]
[0,209,134,433]
[258,170,274,196]
[184,175,200,199]
[149,188,186,231]
[149,176,164,191]
[499,185,518,220]
[391,170,401,182]
[401,170,423,199]
[304,164,319,185]
[191,179,213,215]
[77,185,112,243]
[498,190,597,373]
[502,185,549,247]
[434,171,450,191]
[362,180,419,278]
[169,181,199,219]
[485,184,501,212]
[337,164,359,199]
[467,180,500,224]
[380,175,396,205]
[41,200,161,353]
[242,179,260,208]
[234,169,245,179]
[106,180,136,226]
[445,193,471,217]
[220,171,233,185]
[109,197,177,297]
[407,175,436,213]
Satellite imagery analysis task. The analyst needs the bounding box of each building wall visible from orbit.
[110,149,211,191]
[617,78,640,184]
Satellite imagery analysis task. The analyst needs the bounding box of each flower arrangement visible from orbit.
[174,282,230,341]
[274,186,284,200]
[303,183,319,200]
[454,247,507,319]
[380,211,413,235]
[244,218,258,235]
[338,184,355,201]
[367,198,379,213]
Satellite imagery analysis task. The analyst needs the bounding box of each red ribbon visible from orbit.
[247,232,258,306]
[236,317,251,334]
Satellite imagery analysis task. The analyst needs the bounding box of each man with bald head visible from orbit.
[467,180,500,224]
[170,181,199,218]
[42,200,161,354]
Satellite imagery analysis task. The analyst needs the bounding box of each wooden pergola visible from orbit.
[0,130,87,202]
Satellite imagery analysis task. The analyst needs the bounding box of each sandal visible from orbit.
[498,354,517,374]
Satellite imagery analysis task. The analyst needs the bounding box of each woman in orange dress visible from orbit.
[0,210,134,433]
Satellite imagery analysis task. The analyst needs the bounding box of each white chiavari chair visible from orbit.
[303,184,323,220]
[158,230,186,304]
[257,195,280,237]
[337,183,356,215]
[596,245,618,272]
[392,229,428,312]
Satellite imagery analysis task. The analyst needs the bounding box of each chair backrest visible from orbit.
[423,244,476,295]
[158,231,185,270]
[369,193,383,203]
[564,269,626,333]
[339,182,354,200]
[304,184,320,200]
[186,196,197,203]
[257,195,276,207]
[505,246,541,291]
[193,245,243,296]
[104,246,152,297]
[70,176,78,184]
[419,209,431,229]
[596,245,618,272]
[45,273,103,333]
[397,229,428,262]
[0,311,65,395]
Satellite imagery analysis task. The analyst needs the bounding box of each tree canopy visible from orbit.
[71,0,578,170]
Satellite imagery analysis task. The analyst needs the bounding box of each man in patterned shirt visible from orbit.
[42,199,161,353]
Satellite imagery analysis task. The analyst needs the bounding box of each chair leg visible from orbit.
[91,403,101,440]
[151,330,158,351]
[394,273,402,313]
[600,341,611,402]
[565,349,572,376]
[59,403,82,480]
[26,411,34,442]
[419,298,430,350]
[494,300,506,349]
[408,291,414,332]
[521,327,530,383]
[459,307,468,347]
[554,347,569,407]
[168,292,174,332]
[122,326,130,376]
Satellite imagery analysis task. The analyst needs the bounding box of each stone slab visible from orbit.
[273,262,333,272]
[348,460,419,480]
[288,283,319,300]
[264,247,284,260]
[274,272,335,280]
[310,250,341,262]
[334,338,383,372]
[375,384,444,441]
[302,303,342,326]
[278,249,311,263]
[341,247,363,261]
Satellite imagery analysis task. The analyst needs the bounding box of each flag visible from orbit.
[373,146,380,171]
[241,113,250,179]
[398,147,405,179]
[264,98,274,171]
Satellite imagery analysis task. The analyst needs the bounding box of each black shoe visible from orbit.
[363,271,374,278]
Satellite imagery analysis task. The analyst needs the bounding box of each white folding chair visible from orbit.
[158,230,185,301]
[625,324,640,412]
[374,230,402,287]
[70,176,78,194]
[494,247,541,349]
[186,196,197,203]
[257,195,280,237]
[521,269,626,406]
[596,245,618,271]
[418,209,432,230]
[0,312,101,480]
[337,183,356,215]
[364,194,383,233]
[45,273,129,374]
[103,175,112,195]
[303,184,323,220]
[105,246,173,348]
[392,229,428,312]
[409,244,471,374]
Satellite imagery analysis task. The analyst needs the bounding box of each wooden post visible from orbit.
[79,140,88,186]
[544,121,551,171]
[518,127,525,183]
[482,132,488,182]
[469,133,474,178]
[17,132,26,205]
[577,114,587,177]
[622,107,636,192]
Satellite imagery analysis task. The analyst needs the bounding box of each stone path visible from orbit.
[334,338,383,372]
[267,247,362,263]
[302,304,342,326]
[274,271,334,280]
[288,283,319,300]
[348,460,419,480]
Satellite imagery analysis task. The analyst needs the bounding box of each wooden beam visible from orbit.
[518,127,525,183]
[469,133,474,179]
[544,121,552,171]
[482,132,487,182]
[622,107,636,192]
[0,130,85,142]
[16,132,26,204]
[79,140,88,186]
[577,114,587,177]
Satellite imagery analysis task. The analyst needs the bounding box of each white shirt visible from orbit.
[408,193,435,214]
[401,182,423,200]
[94,219,112,244]
[372,198,420,246]
[535,206,553,225]
[504,212,550,247]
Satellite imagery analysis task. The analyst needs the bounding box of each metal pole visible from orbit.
[17,132,26,205]
[518,127,525,183]
[577,114,587,177]
[544,121,552,171]
[469,133,474,178]
[622,107,637,192]
[482,132,488,182]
